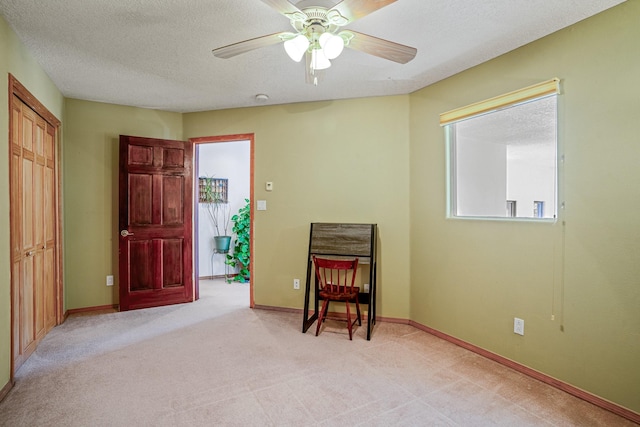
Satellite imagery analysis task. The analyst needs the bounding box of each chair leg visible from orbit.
[345,302,353,340]
[316,299,329,336]
[355,298,362,326]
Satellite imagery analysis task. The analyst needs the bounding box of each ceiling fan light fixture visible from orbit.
[212,1,417,86]
[284,34,309,62]
[311,48,331,70]
[319,32,344,60]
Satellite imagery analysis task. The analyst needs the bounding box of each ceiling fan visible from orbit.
[212,0,417,85]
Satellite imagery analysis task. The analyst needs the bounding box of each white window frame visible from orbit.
[441,78,560,222]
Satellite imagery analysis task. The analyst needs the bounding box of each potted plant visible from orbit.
[199,177,231,253]
[226,198,250,282]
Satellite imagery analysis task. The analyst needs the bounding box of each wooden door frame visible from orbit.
[8,74,64,377]
[190,134,255,307]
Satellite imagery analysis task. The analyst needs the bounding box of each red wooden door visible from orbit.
[118,135,193,310]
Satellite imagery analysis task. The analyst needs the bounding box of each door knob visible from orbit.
[120,230,134,237]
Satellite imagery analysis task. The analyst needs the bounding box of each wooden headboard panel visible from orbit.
[309,223,374,258]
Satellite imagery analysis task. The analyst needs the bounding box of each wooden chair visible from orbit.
[313,256,361,340]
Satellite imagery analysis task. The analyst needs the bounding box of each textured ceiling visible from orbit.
[0,0,625,113]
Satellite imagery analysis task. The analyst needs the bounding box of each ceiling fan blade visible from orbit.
[260,0,306,21]
[344,30,417,64]
[329,0,398,25]
[212,32,291,59]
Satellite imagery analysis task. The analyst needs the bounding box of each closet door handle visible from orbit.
[26,251,35,257]
[120,230,134,237]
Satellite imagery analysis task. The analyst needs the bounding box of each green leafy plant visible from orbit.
[225,199,250,282]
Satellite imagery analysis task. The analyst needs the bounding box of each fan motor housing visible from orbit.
[290,7,339,35]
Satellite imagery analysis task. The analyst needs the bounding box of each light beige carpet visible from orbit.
[0,280,633,426]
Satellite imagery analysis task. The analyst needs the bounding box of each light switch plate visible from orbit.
[257,200,267,211]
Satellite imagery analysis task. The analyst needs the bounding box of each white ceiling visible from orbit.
[0,0,625,113]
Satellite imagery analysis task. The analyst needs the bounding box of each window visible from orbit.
[198,177,228,203]
[441,79,559,220]
[506,200,517,218]
[534,201,544,218]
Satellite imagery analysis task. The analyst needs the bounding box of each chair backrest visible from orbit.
[312,256,359,294]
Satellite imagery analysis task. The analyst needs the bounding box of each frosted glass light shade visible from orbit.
[284,34,310,62]
[319,33,344,60]
[311,48,331,70]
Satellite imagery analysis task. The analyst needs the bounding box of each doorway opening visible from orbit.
[192,134,254,307]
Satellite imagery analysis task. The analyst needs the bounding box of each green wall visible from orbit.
[409,0,639,412]
[64,95,413,317]
[183,97,412,317]
[0,15,64,395]
[63,99,183,309]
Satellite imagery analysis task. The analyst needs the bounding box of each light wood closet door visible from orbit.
[11,96,58,371]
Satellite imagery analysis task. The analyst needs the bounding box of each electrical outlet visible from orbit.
[514,317,524,335]
[364,283,370,292]
[293,279,300,290]
[106,275,114,286]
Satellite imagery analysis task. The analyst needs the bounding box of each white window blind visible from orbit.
[439,78,560,126]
